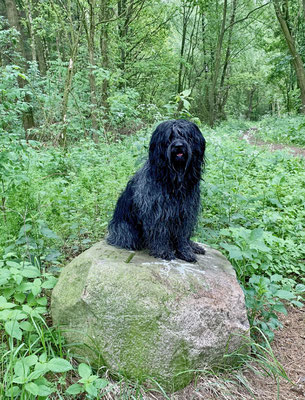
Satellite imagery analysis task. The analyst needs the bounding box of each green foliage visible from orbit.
[0,66,28,134]
[195,121,305,339]
[257,115,305,146]
[244,275,304,341]
[0,252,111,399]
[66,363,109,398]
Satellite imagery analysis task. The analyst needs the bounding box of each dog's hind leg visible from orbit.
[107,182,143,250]
[107,220,142,250]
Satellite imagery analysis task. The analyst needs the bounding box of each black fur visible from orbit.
[107,119,206,262]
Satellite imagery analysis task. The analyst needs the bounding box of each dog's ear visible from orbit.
[149,121,173,169]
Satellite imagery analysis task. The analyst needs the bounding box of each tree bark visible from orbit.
[273,0,305,113]
[87,0,99,135]
[217,0,237,119]
[100,1,110,111]
[4,0,35,133]
[207,0,227,126]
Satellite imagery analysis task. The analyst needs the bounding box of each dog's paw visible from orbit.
[190,241,206,255]
[150,250,176,261]
[176,250,197,263]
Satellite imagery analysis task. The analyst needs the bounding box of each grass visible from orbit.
[0,117,304,398]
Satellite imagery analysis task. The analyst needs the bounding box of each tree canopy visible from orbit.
[1,0,305,140]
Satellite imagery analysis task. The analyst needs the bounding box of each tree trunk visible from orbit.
[88,0,98,135]
[24,0,37,62]
[217,0,237,119]
[118,0,128,73]
[4,0,35,133]
[100,2,110,111]
[246,86,256,120]
[207,0,227,126]
[273,0,305,113]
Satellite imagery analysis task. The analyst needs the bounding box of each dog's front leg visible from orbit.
[146,227,176,261]
[175,238,197,263]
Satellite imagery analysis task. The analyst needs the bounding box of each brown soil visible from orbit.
[241,128,305,158]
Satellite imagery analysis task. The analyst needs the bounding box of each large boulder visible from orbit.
[51,240,249,392]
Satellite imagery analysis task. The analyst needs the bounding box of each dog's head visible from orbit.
[149,119,205,180]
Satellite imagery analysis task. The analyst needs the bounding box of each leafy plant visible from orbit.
[243,274,304,341]
[66,363,109,398]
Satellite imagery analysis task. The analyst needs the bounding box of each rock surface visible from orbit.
[51,240,250,392]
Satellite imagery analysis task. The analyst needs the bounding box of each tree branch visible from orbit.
[224,1,271,32]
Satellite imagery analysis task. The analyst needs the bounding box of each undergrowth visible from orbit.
[255,115,305,146]
[0,117,304,398]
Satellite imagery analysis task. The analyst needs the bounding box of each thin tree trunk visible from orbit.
[118,0,128,73]
[217,0,237,119]
[273,0,305,113]
[177,4,190,93]
[207,0,227,126]
[100,2,110,112]
[88,0,98,135]
[246,86,256,119]
[4,0,35,134]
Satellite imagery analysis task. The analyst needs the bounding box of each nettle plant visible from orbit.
[219,226,305,341]
[0,254,110,399]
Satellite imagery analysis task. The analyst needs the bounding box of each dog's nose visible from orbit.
[173,140,184,148]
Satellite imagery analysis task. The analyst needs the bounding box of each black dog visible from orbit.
[107,119,206,262]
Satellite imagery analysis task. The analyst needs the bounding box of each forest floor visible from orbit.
[146,129,305,400]
[241,127,305,158]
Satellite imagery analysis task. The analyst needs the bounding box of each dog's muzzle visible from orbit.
[167,139,191,173]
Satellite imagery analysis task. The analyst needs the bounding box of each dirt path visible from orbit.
[241,128,305,158]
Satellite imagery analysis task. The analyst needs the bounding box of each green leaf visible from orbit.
[85,382,97,397]
[34,383,54,397]
[291,300,304,308]
[21,266,40,278]
[20,321,33,331]
[6,261,21,268]
[0,296,16,309]
[24,355,38,367]
[220,243,243,260]
[40,227,60,239]
[41,276,58,289]
[181,88,191,97]
[295,284,305,293]
[14,292,26,303]
[273,304,287,314]
[47,358,73,373]
[39,353,47,363]
[36,297,47,306]
[0,269,10,285]
[5,320,22,340]
[18,224,32,237]
[24,382,37,396]
[5,385,20,397]
[96,378,109,389]
[66,383,83,395]
[274,290,295,300]
[78,363,92,379]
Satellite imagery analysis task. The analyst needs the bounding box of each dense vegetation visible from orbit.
[1,0,305,398]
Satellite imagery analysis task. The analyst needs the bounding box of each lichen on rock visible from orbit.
[51,240,250,392]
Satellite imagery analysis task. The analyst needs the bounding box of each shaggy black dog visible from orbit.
[107,119,206,262]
